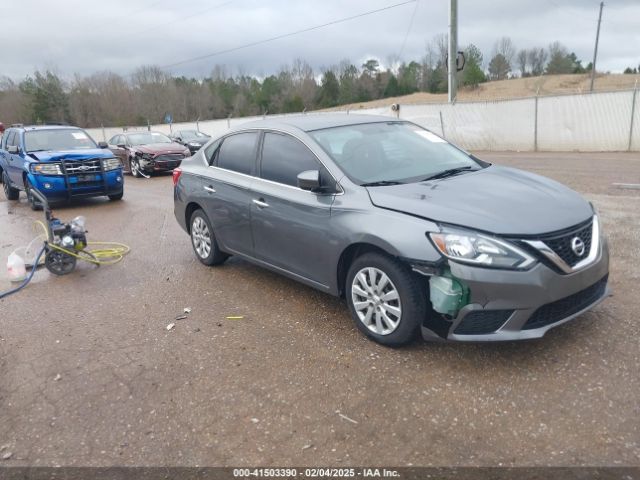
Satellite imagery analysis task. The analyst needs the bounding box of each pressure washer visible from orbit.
[1,188,130,299]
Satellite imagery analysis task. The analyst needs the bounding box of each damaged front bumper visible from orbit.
[137,154,185,173]
[418,237,610,342]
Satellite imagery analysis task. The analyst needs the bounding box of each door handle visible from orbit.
[252,198,269,208]
[204,186,216,193]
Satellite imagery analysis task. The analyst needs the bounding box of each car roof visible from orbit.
[124,131,166,136]
[14,125,82,132]
[238,113,400,132]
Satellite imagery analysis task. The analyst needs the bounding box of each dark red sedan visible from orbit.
[108,131,190,178]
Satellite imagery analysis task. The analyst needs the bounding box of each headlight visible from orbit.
[102,158,122,171]
[139,152,154,160]
[187,142,200,147]
[32,163,63,175]
[429,227,536,270]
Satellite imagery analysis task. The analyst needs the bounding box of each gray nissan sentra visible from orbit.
[173,114,609,346]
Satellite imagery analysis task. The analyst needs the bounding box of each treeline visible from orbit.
[0,36,602,128]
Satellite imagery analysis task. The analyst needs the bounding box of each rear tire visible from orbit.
[190,209,228,266]
[2,171,20,201]
[346,252,426,347]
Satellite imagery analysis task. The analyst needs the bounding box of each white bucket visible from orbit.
[7,252,27,283]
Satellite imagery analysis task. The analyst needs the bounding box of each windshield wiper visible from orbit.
[360,180,405,187]
[421,166,477,181]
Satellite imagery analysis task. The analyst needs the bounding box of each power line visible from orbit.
[128,0,168,17]
[160,0,418,70]
[398,0,420,60]
[136,0,238,35]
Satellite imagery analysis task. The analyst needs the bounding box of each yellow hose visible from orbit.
[35,220,131,266]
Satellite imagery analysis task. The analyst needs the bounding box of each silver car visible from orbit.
[173,114,609,346]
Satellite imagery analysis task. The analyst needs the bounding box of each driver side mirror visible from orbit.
[98,141,108,149]
[117,144,126,149]
[7,145,19,154]
[297,170,321,192]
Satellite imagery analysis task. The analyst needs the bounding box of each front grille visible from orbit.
[523,275,608,330]
[70,181,102,189]
[62,159,103,174]
[540,219,593,268]
[454,310,514,335]
[155,154,184,162]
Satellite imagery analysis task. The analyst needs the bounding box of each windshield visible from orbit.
[181,130,208,140]
[308,122,481,185]
[128,132,172,145]
[24,129,97,152]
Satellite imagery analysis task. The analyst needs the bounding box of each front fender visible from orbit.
[331,207,443,263]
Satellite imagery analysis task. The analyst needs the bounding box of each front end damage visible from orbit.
[410,224,611,342]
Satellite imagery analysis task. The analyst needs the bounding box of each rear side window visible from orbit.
[204,139,221,166]
[217,132,258,175]
[260,132,321,187]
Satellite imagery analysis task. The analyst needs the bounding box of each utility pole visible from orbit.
[448,0,458,103]
[590,1,604,92]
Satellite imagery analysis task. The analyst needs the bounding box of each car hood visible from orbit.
[28,149,114,162]
[366,165,593,236]
[134,143,188,154]
[184,138,209,145]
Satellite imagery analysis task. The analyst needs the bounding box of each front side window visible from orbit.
[309,122,481,185]
[24,129,96,152]
[4,130,16,148]
[260,132,322,187]
[216,132,258,175]
[127,132,172,146]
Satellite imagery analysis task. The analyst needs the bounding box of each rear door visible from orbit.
[199,131,259,256]
[251,131,337,288]
[0,130,15,181]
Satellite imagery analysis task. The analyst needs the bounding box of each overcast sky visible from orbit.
[2,0,638,80]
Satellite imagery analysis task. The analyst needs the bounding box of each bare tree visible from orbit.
[527,48,548,76]
[494,37,516,71]
[516,49,528,77]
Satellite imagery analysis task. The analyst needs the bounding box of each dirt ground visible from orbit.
[0,152,638,467]
[324,73,640,110]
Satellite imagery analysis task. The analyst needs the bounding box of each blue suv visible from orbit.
[0,124,124,209]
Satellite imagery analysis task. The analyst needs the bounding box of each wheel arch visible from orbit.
[336,242,399,297]
[184,202,204,233]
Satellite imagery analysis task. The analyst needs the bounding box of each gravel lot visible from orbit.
[0,152,638,467]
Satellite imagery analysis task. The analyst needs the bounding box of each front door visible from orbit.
[6,131,25,185]
[251,132,337,288]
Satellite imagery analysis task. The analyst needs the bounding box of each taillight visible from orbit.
[172,167,182,186]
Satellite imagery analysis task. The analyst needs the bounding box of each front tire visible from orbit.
[190,209,228,266]
[2,171,20,201]
[129,157,141,178]
[346,252,426,347]
[25,178,42,211]
[108,191,124,201]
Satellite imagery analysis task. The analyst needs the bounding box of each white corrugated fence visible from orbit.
[86,89,640,152]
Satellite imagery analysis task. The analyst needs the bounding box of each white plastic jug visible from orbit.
[7,252,27,283]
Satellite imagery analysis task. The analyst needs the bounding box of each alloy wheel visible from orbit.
[191,216,212,259]
[351,267,402,335]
